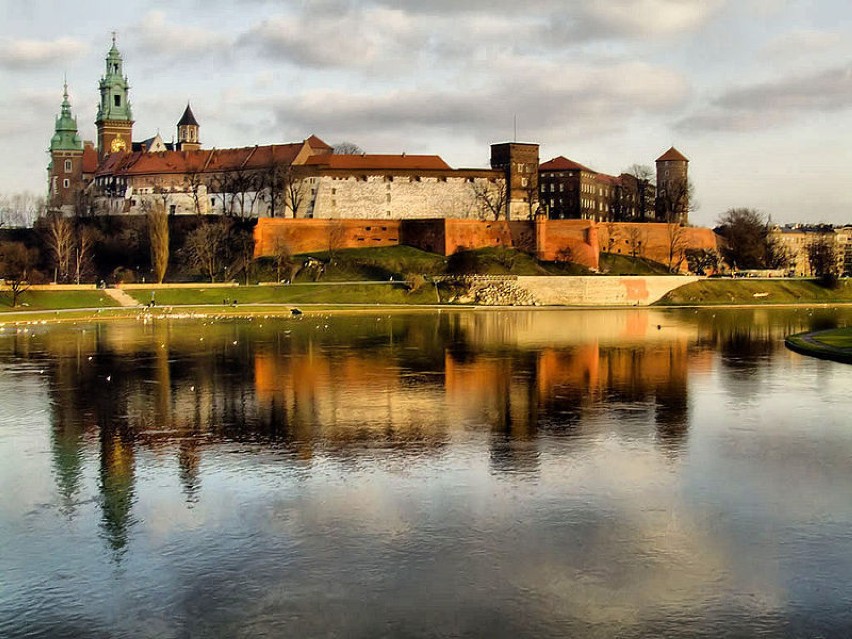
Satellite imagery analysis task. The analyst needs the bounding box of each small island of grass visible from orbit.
[785,328,852,364]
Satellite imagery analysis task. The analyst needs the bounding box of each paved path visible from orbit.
[103,288,140,307]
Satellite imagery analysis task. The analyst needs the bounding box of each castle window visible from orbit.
[64,159,72,173]
[169,205,176,215]
[114,95,121,107]
[63,179,70,188]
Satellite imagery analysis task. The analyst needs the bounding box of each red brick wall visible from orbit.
[254,218,402,257]
[534,219,600,268]
[443,220,535,255]
[255,217,721,274]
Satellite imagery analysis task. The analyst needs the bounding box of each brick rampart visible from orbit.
[254,217,721,273]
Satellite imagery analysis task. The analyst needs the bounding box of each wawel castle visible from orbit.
[49,38,689,225]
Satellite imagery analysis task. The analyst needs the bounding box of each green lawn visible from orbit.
[127,283,440,307]
[599,253,671,275]
[785,327,852,364]
[656,279,852,306]
[0,290,120,312]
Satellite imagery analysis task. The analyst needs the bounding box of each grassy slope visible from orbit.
[126,283,440,307]
[0,290,120,312]
[656,279,852,306]
[599,253,671,275]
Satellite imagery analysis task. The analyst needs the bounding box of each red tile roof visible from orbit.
[539,156,595,173]
[306,134,333,152]
[82,145,99,174]
[96,142,307,177]
[304,153,452,171]
[656,147,688,162]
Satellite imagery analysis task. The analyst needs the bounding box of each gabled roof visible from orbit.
[657,147,688,162]
[305,134,333,152]
[539,156,595,173]
[304,153,452,171]
[82,144,99,174]
[177,103,199,127]
[95,142,309,178]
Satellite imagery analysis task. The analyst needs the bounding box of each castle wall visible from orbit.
[597,223,719,272]
[254,218,402,257]
[442,219,535,255]
[308,174,502,220]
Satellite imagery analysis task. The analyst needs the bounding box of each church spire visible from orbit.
[96,35,134,159]
[51,80,82,152]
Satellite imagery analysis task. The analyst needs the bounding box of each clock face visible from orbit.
[110,134,127,153]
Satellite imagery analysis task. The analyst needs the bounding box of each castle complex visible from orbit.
[49,38,689,225]
[47,38,708,271]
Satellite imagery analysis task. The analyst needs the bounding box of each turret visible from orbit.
[655,147,689,223]
[177,103,200,151]
[48,81,84,213]
[96,34,134,160]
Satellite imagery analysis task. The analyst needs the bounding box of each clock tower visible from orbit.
[96,34,133,160]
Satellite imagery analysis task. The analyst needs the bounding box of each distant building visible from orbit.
[770,225,852,276]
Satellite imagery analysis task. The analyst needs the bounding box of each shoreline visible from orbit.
[3,301,852,326]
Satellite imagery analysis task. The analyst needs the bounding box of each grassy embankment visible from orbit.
[655,278,852,306]
[785,328,852,364]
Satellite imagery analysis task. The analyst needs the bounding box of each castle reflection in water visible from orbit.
[2,307,835,553]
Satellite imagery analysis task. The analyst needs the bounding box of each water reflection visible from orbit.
[2,308,851,637]
[11,308,828,554]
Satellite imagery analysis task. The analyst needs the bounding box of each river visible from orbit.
[1,308,851,638]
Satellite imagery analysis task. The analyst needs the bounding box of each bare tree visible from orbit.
[207,171,234,216]
[272,239,292,282]
[626,225,646,259]
[73,226,98,285]
[0,192,44,228]
[665,222,689,273]
[806,232,839,281]
[471,179,507,221]
[283,167,307,218]
[656,177,693,224]
[332,141,364,155]
[327,220,347,263]
[228,168,259,219]
[625,164,655,221]
[41,211,74,282]
[146,201,170,283]
[183,158,206,215]
[716,208,780,270]
[184,221,230,282]
[0,241,38,307]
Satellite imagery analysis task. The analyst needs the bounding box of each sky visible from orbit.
[0,0,851,227]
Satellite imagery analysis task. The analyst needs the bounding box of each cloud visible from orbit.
[678,63,852,133]
[573,0,728,38]
[251,59,687,152]
[239,8,423,69]
[130,10,226,58]
[0,37,88,70]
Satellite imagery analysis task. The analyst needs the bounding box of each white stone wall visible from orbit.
[305,175,505,220]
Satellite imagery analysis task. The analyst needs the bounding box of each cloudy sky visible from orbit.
[1,0,850,226]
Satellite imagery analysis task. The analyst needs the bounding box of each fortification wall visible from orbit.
[535,219,600,268]
[597,223,719,272]
[443,220,535,255]
[254,218,402,256]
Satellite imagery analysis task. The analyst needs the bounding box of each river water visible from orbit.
[1,308,851,638]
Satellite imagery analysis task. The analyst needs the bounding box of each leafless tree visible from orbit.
[806,232,839,280]
[625,164,655,221]
[0,241,38,306]
[228,168,260,219]
[73,226,98,284]
[471,179,506,221]
[327,220,347,263]
[657,177,694,224]
[283,167,307,218]
[41,211,74,282]
[665,222,690,273]
[332,141,364,155]
[145,201,170,283]
[207,171,234,216]
[272,239,293,282]
[183,158,206,215]
[0,192,45,227]
[626,225,646,259]
[185,221,230,282]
